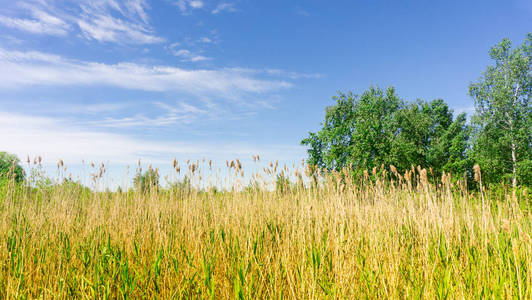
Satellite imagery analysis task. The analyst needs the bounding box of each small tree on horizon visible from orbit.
[0,152,25,183]
[133,168,159,193]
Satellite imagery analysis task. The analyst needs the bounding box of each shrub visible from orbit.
[133,168,159,193]
[0,152,24,182]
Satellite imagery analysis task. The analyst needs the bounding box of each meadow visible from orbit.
[0,160,530,299]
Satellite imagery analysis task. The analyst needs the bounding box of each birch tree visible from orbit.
[469,34,532,187]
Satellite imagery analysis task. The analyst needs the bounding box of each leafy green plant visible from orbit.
[133,168,159,193]
[301,87,470,180]
[0,152,25,182]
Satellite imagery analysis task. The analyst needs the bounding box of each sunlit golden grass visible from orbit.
[0,161,530,299]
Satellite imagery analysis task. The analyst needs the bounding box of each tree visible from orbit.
[301,87,470,180]
[301,90,358,171]
[391,100,433,171]
[301,86,402,174]
[133,168,159,192]
[438,113,470,176]
[350,87,402,172]
[0,152,25,183]
[469,34,531,187]
[393,99,470,178]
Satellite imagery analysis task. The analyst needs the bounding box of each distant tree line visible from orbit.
[1,36,529,189]
[302,34,531,187]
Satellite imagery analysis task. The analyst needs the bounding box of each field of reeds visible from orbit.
[0,160,530,299]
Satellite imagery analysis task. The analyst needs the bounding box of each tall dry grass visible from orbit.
[0,161,530,299]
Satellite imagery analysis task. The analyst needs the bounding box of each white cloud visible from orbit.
[264,68,323,79]
[77,0,163,44]
[212,3,236,14]
[189,1,204,9]
[227,67,323,80]
[175,0,204,14]
[0,111,304,165]
[77,14,162,44]
[198,37,212,43]
[0,48,291,99]
[0,8,70,36]
[124,0,150,23]
[0,111,205,164]
[84,103,129,113]
[59,102,130,115]
[172,49,211,62]
[94,102,208,128]
[96,115,188,128]
[78,0,150,23]
[0,0,162,44]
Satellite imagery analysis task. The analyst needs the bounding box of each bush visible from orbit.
[0,152,24,182]
[133,168,159,193]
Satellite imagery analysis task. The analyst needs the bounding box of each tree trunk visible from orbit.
[511,141,517,189]
[510,82,520,189]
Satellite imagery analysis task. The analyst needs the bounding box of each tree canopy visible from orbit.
[303,34,531,187]
[301,87,469,179]
[469,34,531,187]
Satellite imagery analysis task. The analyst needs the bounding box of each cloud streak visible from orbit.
[77,0,163,44]
[175,0,205,14]
[77,15,162,44]
[0,7,70,36]
[0,111,304,165]
[212,3,237,14]
[94,102,209,128]
[0,48,291,99]
[171,49,211,62]
[0,0,162,44]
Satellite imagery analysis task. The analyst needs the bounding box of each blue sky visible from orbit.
[0,0,530,186]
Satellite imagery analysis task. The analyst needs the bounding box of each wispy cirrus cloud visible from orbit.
[0,7,70,36]
[171,49,211,62]
[7,96,259,130]
[198,37,214,44]
[76,15,162,44]
[212,3,237,14]
[0,1,237,45]
[95,102,209,128]
[165,33,220,62]
[174,1,236,15]
[77,0,163,44]
[0,0,162,44]
[0,111,304,165]
[0,48,291,99]
[263,68,323,79]
[0,111,209,164]
[175,0,204,14]
[227,67,323,80]
[166,41,212,62]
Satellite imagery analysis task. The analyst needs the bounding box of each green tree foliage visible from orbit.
[393,99,470,177]
[469,34,531,187]
[301,87,469,179]
[350,87,401,171]
[133,168,159,193]
[301,87,401,172]
[0,152,25,183]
